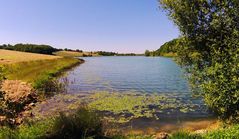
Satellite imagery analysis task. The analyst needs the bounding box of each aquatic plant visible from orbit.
[87,92,201,123]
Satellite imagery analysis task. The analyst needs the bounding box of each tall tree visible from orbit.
[160,0,239,120]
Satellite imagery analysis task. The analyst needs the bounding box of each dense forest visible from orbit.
[0,44,58,55]
[145,38,182,57]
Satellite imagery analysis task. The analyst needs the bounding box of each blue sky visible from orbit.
[0,0,179,53]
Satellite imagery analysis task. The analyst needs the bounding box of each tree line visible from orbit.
[96,51,138,56]
[0,44,59,55]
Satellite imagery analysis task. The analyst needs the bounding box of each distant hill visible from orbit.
[145,38,183,57]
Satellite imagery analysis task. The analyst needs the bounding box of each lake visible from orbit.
[35,56,215,133]
[66,56,190,94]
[64,56,212,117]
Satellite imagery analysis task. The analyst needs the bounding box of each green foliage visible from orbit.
[204,124,239,139]
[0,43,58,55]
[116,53,137,56]
[160,0,239,120]
[145,38,182,57]
[97,51,117,56]
[144,50,151,57]
[0,107,104,139]
[4,58,81,90]
[49,107,103,139]
[0,118,54,139]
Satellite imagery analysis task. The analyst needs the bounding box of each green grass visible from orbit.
[3,57,82,91]
[169,131,202,139]
[204,124,239,139]
[167,124,239,139]
[4,57,81,82]
[0,118,54,139]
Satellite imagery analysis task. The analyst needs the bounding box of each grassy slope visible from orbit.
[54,50,99,57]
[0,50,82,87]
[4,58,81,83]
[0,49,61,64]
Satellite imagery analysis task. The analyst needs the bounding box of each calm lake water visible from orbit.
[66,56,190,94]
[35,56,214,132]
[64,56,211,117]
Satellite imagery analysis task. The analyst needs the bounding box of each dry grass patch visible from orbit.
[1,80,35,102]
[0,49,60,64]
[54,50,99,57]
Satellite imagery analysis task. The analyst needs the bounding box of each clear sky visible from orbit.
[0,0,179,53]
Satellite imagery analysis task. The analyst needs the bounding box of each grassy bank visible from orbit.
[0,49,83,89]
[4,57,82,88]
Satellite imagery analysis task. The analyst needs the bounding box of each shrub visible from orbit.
[48,107,104,139]
[0,107,105,139]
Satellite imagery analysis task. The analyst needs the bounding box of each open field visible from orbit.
[0,49,61,64]
[54,50,99,57]
[0,49,83,86]
[4,58,81,83]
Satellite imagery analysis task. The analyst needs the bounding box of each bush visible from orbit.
[0,107,105,139]
[48,107,104,139]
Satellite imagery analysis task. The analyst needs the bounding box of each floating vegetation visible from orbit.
[86,92,205,123]
[32,91,208,124]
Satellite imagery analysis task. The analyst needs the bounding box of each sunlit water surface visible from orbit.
[67,56,189,94]
[36,56,215,132]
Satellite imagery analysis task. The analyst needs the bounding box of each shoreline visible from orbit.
[0,54,226,138]
[0,56,85,125]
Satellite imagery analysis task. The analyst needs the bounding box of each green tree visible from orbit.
[160,0,239,120]
[145,50,150,56]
